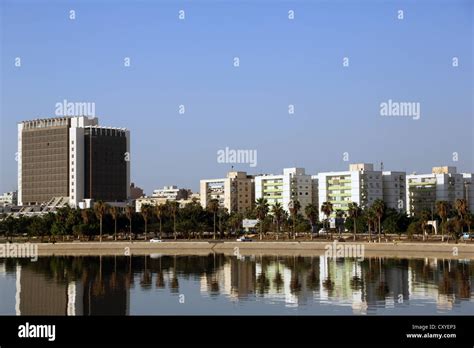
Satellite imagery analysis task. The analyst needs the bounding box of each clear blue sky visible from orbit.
[1,0,473,194]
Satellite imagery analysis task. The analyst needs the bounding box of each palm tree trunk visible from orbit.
[378,217,381,243]
[114,218,117,241]
[159,219,162,240]
[100,218,103,242]
[276,222,279,240]
[213,213,216,240]
[293,217,296,240]
[144,220,147,241]
[174,215,177,240]
[442,218,445,242]
[129,220,132,242]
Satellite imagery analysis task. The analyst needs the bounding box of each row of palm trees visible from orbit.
[4,191,470,244]
[55,197,474,242]
[92,200,183,242]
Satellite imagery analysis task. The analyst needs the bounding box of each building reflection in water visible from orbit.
[1,253,472,315]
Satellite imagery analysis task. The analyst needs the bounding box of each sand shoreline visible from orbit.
[5,240,473,259]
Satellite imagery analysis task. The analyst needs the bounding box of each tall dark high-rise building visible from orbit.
[18,116,130,206]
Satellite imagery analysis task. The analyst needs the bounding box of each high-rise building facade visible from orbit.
[406,166,464,216]
[255,168,313,215]
[317,163,384,219]
[200,171,254,213]
[18,116,130,207]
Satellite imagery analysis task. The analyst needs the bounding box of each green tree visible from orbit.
[155,204,166,239]
[321,202,333,239]
[125,205,135,242]
[348,202,361,241]
[207,199,219,240]
[110,206,119,241]
[366,207,376,241]
[304,204,319,240]
[272,202,285,240]
[372,199,385,243]
[168,201,180,240]
[141,204,153,241]
[436,201,449,242]
[255,198,270,240]
[288,200,301,240]
[94,201,109,242]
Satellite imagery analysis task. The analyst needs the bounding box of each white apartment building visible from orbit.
[382,171,406,211]
[317,163,385,219]
[200,171,254,213]
[0,191,18,206]
[152,185,190,200]
[406,166,464,216]
[254,168,313,215]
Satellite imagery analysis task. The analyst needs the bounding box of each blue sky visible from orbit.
[1,0,473,194]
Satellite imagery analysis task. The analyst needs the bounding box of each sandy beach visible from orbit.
[16,240,474,259]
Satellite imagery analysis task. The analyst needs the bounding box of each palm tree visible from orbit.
[110,206,119,241]
[207,199,219,240]
[465,212,473,233]
[141,204,153,241]
[125,205,135,242]
[155,204,166,239]
[321,201,333,239]
[272,202,285,240]
[255,198,269,240]
[288,200,301,240]
[305,203,318,240]
[366,207,376,242]
[455,199,467,233]
[348,202,360,241]
[419,210,430,241]
[436,201,449,242]
[94,201,108,242]
[228,212,243,238]
[455,199,467,220]
[166,201,179,240]
[372,199,385,243]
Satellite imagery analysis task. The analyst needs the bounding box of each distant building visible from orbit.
[200,171,254,213]
[254,168,313,216]
[152,186,191,200]
[382,171,406,211]
[406,166,464,216]
[0,191,18,206]
[130,183,144,199]
[462,173,474,213]
[318,163,405,219]
[17,116,130,207]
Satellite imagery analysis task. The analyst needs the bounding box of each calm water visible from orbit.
[0,254,473,315]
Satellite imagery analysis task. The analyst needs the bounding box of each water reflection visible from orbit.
[0,255,472,315]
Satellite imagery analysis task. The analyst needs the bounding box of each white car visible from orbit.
[150,238,163,243]
[236,236,252,242]
[318,228,328,235]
